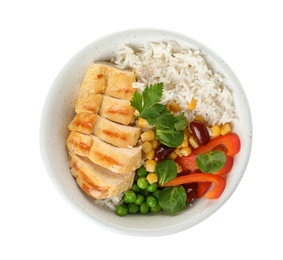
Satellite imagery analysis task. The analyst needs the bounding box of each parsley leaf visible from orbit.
[130,82,187,147]
[140,103,165,118]
[153,109,176,129]
[142,83,163,110]
[130,91,143,114]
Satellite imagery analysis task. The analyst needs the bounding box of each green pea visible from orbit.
[116,204,128,216]
[139,201,150,214]
[123,190,136,203]
[140,188,149,196]
[137,177,149,190]
[128,203,139,214]
[150,204,162,213]
[135,194,145,205]
[147,183,158,193]
[146,195,158,208]
[131,183,140,193]
[136,166,147,177]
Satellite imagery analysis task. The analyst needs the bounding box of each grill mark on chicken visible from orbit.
[102,129,127,141]
[116,88,131,93]
[72,160,106,195]
[67,138,92,153]
[106,107,130,116]
[96,74,104,79]
[94,151,123,166]
[79,172,106,195]
[75,119,94,131]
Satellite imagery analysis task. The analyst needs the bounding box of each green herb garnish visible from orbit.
[157,186,187,214]
[130,83,186,147]
[155,159,177,186]
[196,150,226,173]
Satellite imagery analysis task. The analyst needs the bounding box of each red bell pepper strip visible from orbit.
[163,173,226,199]
[192,133,241,157]
[175,154,198,173]
[175,134,240,174]
[197,182,211,198]
[214,156,233,175]
[176,153,233,175]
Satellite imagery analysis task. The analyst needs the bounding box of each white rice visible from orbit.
[111,41,237,126]
[94,192,124,211]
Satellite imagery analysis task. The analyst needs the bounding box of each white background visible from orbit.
[1,0,282,259]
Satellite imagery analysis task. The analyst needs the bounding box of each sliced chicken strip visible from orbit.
[99,95,136,125]
[77,61,136,100]
[93,116,141,148]
[75,93,102,114]
[68,113,99,135]
[68,113,141,148]
[66,130,93,157]
[66,131,142,174]
[77,62,108,96]
[103,62,136,100]
[69,153,135,199]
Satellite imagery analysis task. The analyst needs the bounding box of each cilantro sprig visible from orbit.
[131,83,187,147]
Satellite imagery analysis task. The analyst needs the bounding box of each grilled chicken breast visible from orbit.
[77,62,109,96]
[75,93,103,114]
[66,62,142,200]
[68,112,99,135]
[69,153,135,199]
[93,116,140,148]
[99,95,135,125]
[66,130,93,158]
[89,135,142,174]
[68,113,140,147]
[66,131,142,174]
[77,61,136,100]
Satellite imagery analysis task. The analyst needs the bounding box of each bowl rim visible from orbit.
[40,27,253,236]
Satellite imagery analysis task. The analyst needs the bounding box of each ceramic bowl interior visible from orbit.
[40,28,252,236]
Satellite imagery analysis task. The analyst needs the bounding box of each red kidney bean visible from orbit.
[190,120,210,146]
[154,144,175,162]
[183,183,198,203]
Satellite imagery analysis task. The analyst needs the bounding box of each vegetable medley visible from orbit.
[115,83,240,216]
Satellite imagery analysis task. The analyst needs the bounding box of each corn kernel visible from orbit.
[180,147,192,157]
[175,163,182,173]
[138,118,151,129]
[168,151,178,160]
[181,136,188,148]
[174,148,181,156]
[146,173,158,184]
[151,139,159,149]
[169,102,181,112]
[145,159,156,172]
[220,123,232,135]
[188,98,197,110]
[210,125,221,138]
[141,130,155,142]
[142,141,152,153]
[189,136,199,148]
[183,127,190,137]
[145,150,155,160]
[194,115,204,123]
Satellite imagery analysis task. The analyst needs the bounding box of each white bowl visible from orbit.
[40,28,252,236]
